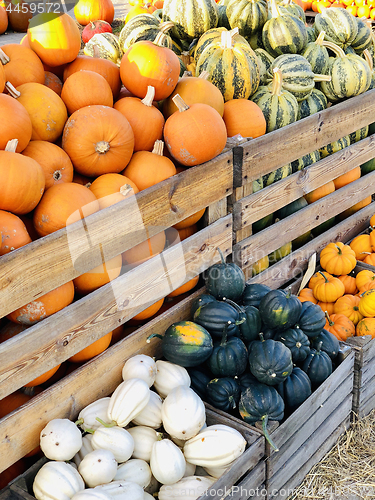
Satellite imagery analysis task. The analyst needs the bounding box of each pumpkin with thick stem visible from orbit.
[320,242,356,276]
[313,7,358,48]
[74,0,114,25]
[0,95,32,153]
[301,30,329,74]
[0,45,45,88]
[312,271,345,302]
[308,270,332,290]
[324,312,355,341]
[89,173,139,210]
[334,295,363,325]
[0,210,32,255]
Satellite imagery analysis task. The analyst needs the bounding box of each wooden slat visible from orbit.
[233,135,375,231]
[247,204,375,288]
[230,464,266,500]
[0,216,232,399]
[233,175,375,268]
[0,151,233,319]
[357,392,375,419]
[236,89,375,185]
[230,184,254,243]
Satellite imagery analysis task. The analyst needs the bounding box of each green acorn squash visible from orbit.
[226,0,268,40]
[193,300,241,338]
[239,371,260,392]
[208,325,248,377]
[188,367,211,399]
[223,298,262,344]
[190,294,217,317]
[295,301,326,338]
[207,377,241,411]
[242,283,272,308]
[275,327,310,363]
[314,7,358,49]
[302,341,333,389]
[248,335,293,386]
[311,328,339,360]
[277,366,312,412]
[259,288,302,330]
[253,212,274,233]
[204,248,246,302]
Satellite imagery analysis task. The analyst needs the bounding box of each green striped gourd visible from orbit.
[302,31,330,75]
[251,67,299,132]
[255,48,274,85]
[84,33,123,65]
[363,49,375,90]
[262,163,292,186]
[313,8,358,49]
[226,0,268,40]
[276,0,305,22]
[265,53,331,102]
[291,150,320,173]
[297,88,328,120]
[348,125,369,145]
[119,15,176,53]
[319,135,350,159]
[194,27,249,63]
[319,40,371,101]
[162,0,219,40]
[217,5,231,29]
[262,0,307,57]
[306,26,317,43]
[195,29,260,100]
[249,29,265,50]
[350,17,372,54]
[365,31,375,68]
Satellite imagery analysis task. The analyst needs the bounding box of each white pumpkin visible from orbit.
[171,422,206,448]
[122,355,157,387]
[74,434,95,467]
[71,490,112,500]
[203,462,233,479]
[114,459,151,488]
[183,424,246,468]
[184,460,196,477]
[78,449,118,487]
[158,476,216,500]
[33,461,85,500]
[40,418,82,461]
[132,390,162,428]
[107,378,150,427]
[91,426,134,463]
[150,439,186,485]
[143,493,154,500]
[127,425,161,462]
[153,360,190,398]
[161,386,205,441]
[94,480,144,500]
[77,398,112,432]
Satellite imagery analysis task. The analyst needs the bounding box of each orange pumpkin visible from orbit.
[298,288,318,304]
[324,312,355,341]
[308,270,333,289]
[0,210,32,255]
[319,241,356,275]
[164,95,227,167]
[44,71,63,96]
[61,70,114,115]
[222,99,266,139]
[27,13,81,67]
[22,140,74,190]
[338,274,358,295]
[333,294,363,325]
[33,182,99,237]
[177,224,198,241]
[125,4,149,22]
[0,391,32,419]
[167,275,200,297]
[356,317,375,338]
[73,254,123,295]
[333,166,361,189]
[173,208,206,230]
[355,269,375,292]
[24,364,62,387]
[68,331,113,362]
[62,105,135,177]
[0,94,32,152]
[363,253,375,266]
[3,0,32,32]
[0,44,45,87]
[359,289,375,317]
[304,181,335,204]
[89,173,139,210]
[114,85,165,152]
[370,213,375,228]
[74,0,115,25]
[312,271,345,302]
[369,228,375,252]
[349,233,372,261]
[122,231,166,266]
[338,196,372,220]
[317,301,335,315]
[130,298,165,321]
[7,281,75,325]
[0,321,29,343]
[0,5,8,35]
[73,172,93,188]
[0,139,45,214]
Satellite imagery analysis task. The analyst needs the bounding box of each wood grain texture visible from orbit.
[203,198,228,225]
[230,464,267,500]
[0,152,233,319]
[0,216,232,399]
[239,88,375,184]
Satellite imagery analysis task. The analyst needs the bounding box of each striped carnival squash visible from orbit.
[255,48,274,85]
[225,0,268,40]
[349,126,369,145]
[320,41,371,101]
[265,53,331,101]
[301,30,329,74]
[193,27,248,63]
[351,17,373,54]
[297,88,327,120]
[363,50,375,91]
[319,135,350,159]
[249,29,265,50]
[195,29,260,100]
[162,0,219,40]
[118,14,175,53]
[262,164,292,186]
[291,150,320,173]
[277,0,305,21]
[217,4,231,29]
[251,67,299,132]
[262,0,307,57]
[313,8,358,49]
[306,26,316,43]
[84,33,123,65]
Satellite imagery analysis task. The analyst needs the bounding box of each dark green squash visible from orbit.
[301,341,333,389]
[248,335,293,386]
[188,367,212,399]
[277,366,312,412]
[275,327,310,363]
[217,4,231,29]
[253,212,274,233]
[361,157,375,176]
[208,324,248,377]
[295,301,326,338]
[204,248,246,302]
[242,283,272,308]
[239,383,284,450]
[238,371,260,392]
[193,300,241,338]
[206,377,241,411]
[259,288,302,330]
[223,298,262,344]
[190,294,217,317]
[275,197,308,220]
[311,329,339,360]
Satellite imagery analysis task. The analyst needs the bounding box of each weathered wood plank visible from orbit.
[357,392,375,419]
[0,151,233,319]
[233,135,375,231]
[233,173,375,268]
[204,198,228,225]
[0,216,232,399]
[356,349,375,387]
[237,89,375,185]
[230,184,254,243]
[230,464,267,500]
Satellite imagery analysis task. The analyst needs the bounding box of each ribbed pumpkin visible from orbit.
[319,135,350,159]
[223,98,266,138]
[162,0,219,40]
[0,94,32,153]
[333,295,363,325]
[298,288,317,304]
[0,44,45,87]
[255,48,274,85]
[119,14,175,53]
[291,149,320,172]
[355,269,375,293]
[61,70,113,115]
[33,183,99,237]
[304,181,335,204]
[74,0,115,25]
[298,88,327,120]
[193,27,246,63]
[44,71,63,96]
[225,0,268,40]
[308,270,331,289]
[122,231,166,266]
[356,317,375,339]
[324,312,355,341]
[338,274,358,295]
[312,271,345,302]
[251,67,299,132]
[351,17,372,54]
[195,29,260,100]
[313,7,358,49]
[348,126,369,145]
[73,255,123,295]
[301,31,329,74]
[0,140,45,215]
[7,82,68,143]
[320,242,356,276]
[27,13,81,67]
[83,33,123,66]
[0,210,32,255]
[62,106,134,177]
[333,166,361,190]
[163,94,227,167]
[114,86,165,152]
[359,289,375,318]
[89,173,139,210]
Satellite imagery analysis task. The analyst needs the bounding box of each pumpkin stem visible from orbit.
[141,85,156,107]
[315,340,323,354]
[95,141,110,154]
[259,332,265,342]
[217,247,226,265]
[315,31,325,46]
[5,81,20,98]
[270,0,281,18]
[92,45,101,58]
[229,395,237,410]
[181,51,191,67]
[363,49,373,72]
[120,184,134,197]
[222,297,243,313]
[321,40,346,58]
[220,30,233,50]
[153,31,172,49]
[285,287,292,299]
[83,427,95,434]
[198,70,210,80]
[95,417,116,428]
[146,333,163,343]
[318,271,329,283]
[5,139,18,152]
[159,21,175,34]
[0,48,10,65]
[220,322,230,346]
[172,93,190,112]
[271,68,283,97]
[324,310,334,327]
[75,418,84,426]
[335,244,343,255]
[313,73,331,83]
[262,415,279,452]
[152,140,164,156]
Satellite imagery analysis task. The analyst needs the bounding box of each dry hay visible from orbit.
[289,410,375,500]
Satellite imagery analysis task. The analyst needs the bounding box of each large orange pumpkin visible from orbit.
[89,173,139,210]
[0,94,32,152]
[44,71,63,96]
[0,5,8,35]
[33,182,99,237]
[27,13,81,67]
[0,139,45,214]
[74,0,115,25]
[0,44,45,87]
[68,331,113,363]
[62,105,135,177]
[73,254,123,295]
[22,140,74,190]
[0,210,32,255]
[223,99,267,139]
[122,231,166,266]
[7,281,75,325]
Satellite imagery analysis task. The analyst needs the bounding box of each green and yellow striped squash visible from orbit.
[348,126,369,145]
[268,241,292,265]
[276,0,305,22]
[262,163,292,186]
[193,27,249,63]
[344,45,356,55]
[319,135,350,159]
[298,88,328,120]
[301,31,329,75]
[217,4,231,29]
[251,67,299,132]
[319,41,372,101]
[363,49,375,90]
[119,15,176,53]
[262,0,307,57]
[84,32,123,65]
[226,0,268,41]
[350,17,372,54]
[291,150,320,173]
[313,8,358,49]
[195,29,260,100]
[249,28,265,50]
[162,0,219,40]
[306,26,317,43]
[255,48,274,85]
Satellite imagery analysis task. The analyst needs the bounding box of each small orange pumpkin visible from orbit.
[122,231,166,266]
[333,166,361,190]
[320,241,357,275]
[355,269,375,292]
[89,173,139,210]
[359,289,375,317]
[173,208,206,230]
[308,271,333,290]
[130,298,165,322]
[24,365,62,387]
[312,271,346,302]
[324,312,355,341]
[0,94,32,152]
[167,275,200,297]
[333,294,363,325]
[356,317,375,338]
[363,253,375,266]
[349,234,372,261]
[73,255,123,295]
[304,181,335,204]
[298,288,318,304]
[338,196,372,221]
[74,0,115,25]
[223,99,266,139]
[317,301,335,315]
[337,274,358,295]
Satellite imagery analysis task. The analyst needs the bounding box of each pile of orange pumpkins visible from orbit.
[309,0,375,19]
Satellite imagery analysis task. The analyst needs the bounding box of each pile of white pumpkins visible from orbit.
[33,354,247,500]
